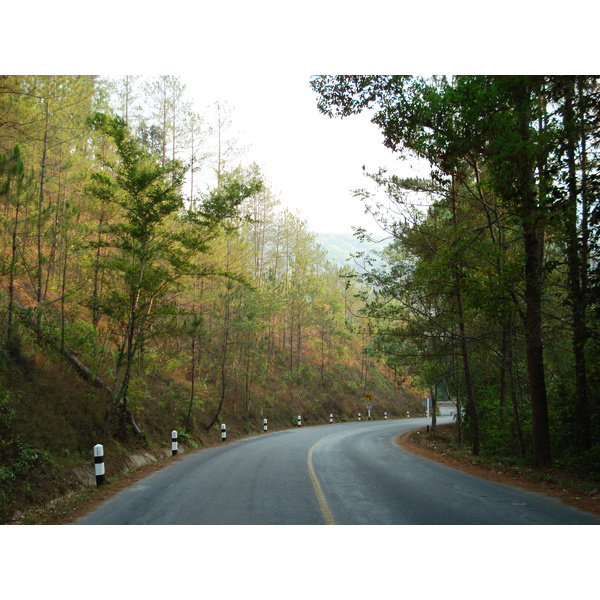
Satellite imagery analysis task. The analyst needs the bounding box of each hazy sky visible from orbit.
[18,2,588,239]
[185,72,408,235]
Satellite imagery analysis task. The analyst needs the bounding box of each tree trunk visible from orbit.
[450,353,463,448]
[102,283,142,441]
[506,314,526,457]
[35,97,50,340]
[91,208,105,327]
[186,333,197,433]
[7,180,20,348]
[430,384,438,434]
[244,342,252,418]
[206,282,231,431]
[517,82,552,468]
[578,79,591,451]
[451,174,480,455]
[563,77,590,451]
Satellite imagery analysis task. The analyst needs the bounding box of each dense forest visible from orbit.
[0,75,416,521]
[311,75,600,471]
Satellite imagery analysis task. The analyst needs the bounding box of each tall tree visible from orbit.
[87,112,187,438]
[311,75,556,466]
[0,146,34,350]
[551,76,598,452]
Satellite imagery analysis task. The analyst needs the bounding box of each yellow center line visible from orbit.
[307,432,341,525]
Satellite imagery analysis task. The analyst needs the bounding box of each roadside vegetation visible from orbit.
[0,76,418,523]
[312,75,600,474]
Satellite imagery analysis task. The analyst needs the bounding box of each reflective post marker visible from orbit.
[384,412,387,420]
[263,418,268,432]
[329,413,333,423]
[358,413,361,421]
[297,415,302,427]
[93,444,105,487]
[221,423,226,442]
[172,430,178,456]
[406,411,410,418]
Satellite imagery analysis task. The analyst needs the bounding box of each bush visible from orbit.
[0,388,54,522]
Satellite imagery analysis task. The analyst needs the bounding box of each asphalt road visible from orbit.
[76,417,599,525]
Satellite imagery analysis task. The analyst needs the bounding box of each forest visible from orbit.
[311,75,600,472]
[0,75,416,521]
[2,75,600,522]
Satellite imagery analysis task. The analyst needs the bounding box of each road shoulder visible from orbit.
[397,423,600,519]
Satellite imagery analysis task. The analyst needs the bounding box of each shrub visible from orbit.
[0,388,54,522]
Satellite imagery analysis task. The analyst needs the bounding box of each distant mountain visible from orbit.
[316,232,387,268]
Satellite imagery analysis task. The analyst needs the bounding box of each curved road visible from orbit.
[76,417,598,525]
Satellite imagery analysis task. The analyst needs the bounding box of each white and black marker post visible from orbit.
[358,413,361,421]
[221,423,226,442]
[263,418,268,432]
[93,444,105,487]
[329,413,333,423]
[406,411,410,418]
[297,415,302,427]
[384,411,387,420]
[172,430,178,456]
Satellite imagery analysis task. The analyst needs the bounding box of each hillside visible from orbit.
[0,282,421,522]
[317,231,388,268]
[0,75,430,522]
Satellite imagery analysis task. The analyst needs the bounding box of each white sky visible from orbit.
[184,72,409,235]
[13,2,595,239]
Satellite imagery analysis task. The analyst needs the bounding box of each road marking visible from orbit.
[307,433,339,525]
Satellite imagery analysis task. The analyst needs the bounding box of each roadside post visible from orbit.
[365,393,373,420]
[297,415,302,427]
[384,411,387,420]
[171,430,178,455]
[358,412,361,421]
[329,413,333,423]
[221,423,226,442]
[406,411,410,418]
[93,444,105,487]
[263,418,268,432]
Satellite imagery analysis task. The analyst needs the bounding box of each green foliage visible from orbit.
[0,76,433,518]
[313,75,600,471]
[0,387,54,522]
